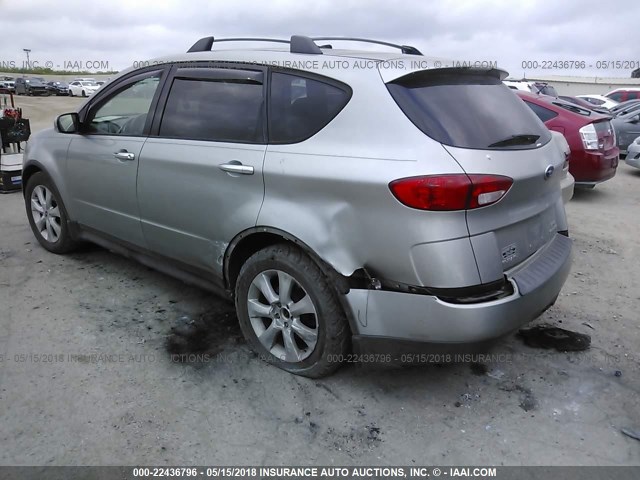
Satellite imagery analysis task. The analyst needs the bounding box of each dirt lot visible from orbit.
[1,96,639,466]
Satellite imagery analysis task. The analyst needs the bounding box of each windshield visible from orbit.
[387,71,551,150]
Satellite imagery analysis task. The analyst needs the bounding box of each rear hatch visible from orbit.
[386,68,564,277]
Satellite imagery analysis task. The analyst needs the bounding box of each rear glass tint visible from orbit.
[387,71,551,150]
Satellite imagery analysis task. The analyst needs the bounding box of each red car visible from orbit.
[605,88,640,103]
[516,91,618,187]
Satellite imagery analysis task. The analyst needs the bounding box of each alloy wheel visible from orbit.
[30,185,62,243]
[247,269,319,362]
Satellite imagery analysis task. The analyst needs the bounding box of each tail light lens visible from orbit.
[579,123,599,150]
[389,174,513,211]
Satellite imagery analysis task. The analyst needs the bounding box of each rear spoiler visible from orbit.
[380,64,508,84]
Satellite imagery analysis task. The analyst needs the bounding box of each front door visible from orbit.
[65,70,164,247]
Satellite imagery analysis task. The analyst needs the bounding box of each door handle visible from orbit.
[113,150,135,161]
[218,163,254,175]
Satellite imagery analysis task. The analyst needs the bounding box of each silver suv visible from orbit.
[22,35,572,377]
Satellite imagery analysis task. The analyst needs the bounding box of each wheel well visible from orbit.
[21,165,42,194]
[225,231,350,295]
[226,232,287,292]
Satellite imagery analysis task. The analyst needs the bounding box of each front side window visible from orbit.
[159,77,264,143]
[87,72,161,136]
[269,72,351,144]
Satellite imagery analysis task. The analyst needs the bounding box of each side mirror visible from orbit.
[56,113,80,133]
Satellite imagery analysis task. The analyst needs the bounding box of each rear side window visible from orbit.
[160,78,264,143]
[524,101,559,122]
[628,92,640,100]
[607,92,624,102]
[387,71,551,150]
[269,72,351,144]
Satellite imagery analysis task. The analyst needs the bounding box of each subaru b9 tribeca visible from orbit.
[22,36,572,377]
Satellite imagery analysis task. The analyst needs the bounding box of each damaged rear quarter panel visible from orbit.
[258,75,477,287]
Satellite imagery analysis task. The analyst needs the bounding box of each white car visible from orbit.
[550,131,575,204]
[576,94,618,110]
[69,81,100,97]
[503,80,558,96]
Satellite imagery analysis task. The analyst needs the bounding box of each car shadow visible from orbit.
[570,186,610,202]
[622,167,640,178]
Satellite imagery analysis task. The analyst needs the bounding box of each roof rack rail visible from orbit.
[186,35,422,56]
[311,37,423,56]
[186,35,323,55]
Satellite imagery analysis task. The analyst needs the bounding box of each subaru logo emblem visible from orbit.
[544,165,555,179]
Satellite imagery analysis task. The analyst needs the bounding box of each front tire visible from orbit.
[81,90,86,97]
[25,172,79,254]
[235,244,350,378]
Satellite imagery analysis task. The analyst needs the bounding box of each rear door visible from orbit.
[137,65,267,277]
[386,70,564,279]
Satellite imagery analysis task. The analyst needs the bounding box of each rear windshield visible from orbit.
[387,71,551,150]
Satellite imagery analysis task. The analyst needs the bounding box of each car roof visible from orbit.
[607,87,640,93]
[113,46,506,85]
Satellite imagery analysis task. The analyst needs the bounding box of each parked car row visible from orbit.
[4,76,106,97]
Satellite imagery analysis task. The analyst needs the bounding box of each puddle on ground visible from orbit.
[165,308,243,365]
[518,325,591,352]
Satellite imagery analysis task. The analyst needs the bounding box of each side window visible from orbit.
[269,72,351,144]
[159,77,264,143]
[608,92,623,102]
[628,92,640,100]
[87,72,161,136]
[524,101,558,122]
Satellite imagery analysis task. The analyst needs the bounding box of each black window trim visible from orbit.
[149,61,269,145]
[78,65,170,138]
[266,68,353,145]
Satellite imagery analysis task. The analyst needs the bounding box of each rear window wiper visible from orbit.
[488,134,540,148]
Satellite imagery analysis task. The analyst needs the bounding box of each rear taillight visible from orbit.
[389,174,513,211]
[579,123,599,150]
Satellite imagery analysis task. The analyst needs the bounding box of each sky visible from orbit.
[0,0,638,78]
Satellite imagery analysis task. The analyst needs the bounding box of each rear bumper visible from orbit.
[571,150,618,184]
[560,171,574,204]
[344,233,572,346]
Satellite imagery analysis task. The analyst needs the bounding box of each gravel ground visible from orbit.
[0,96,639,466]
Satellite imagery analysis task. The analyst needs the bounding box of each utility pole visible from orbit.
[23,49,31,69]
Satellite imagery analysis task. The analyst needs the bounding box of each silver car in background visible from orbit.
[625,136,640,168]
[22,35,572,377]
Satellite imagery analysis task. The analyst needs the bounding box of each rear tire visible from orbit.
[235,243,350,378]
[81,90,86,97]
[25,172,80,254]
